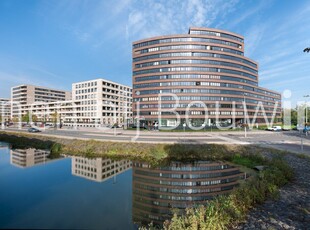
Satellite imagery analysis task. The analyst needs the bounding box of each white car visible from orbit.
[267,126,282,131]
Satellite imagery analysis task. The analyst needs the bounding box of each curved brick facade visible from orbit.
[132,27,281,128]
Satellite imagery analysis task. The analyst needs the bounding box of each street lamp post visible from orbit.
[304,95,309,136]
[243,93,247,138]
[304,95,309,124]
[1,102,4,130]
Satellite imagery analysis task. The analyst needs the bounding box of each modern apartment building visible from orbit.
[132,27,281,128]
[0,98,11,123]
[71,156,132,182]
[11,84,71,118]
[10,148,50,168]
[132,161,244,226]
[71,79,132,126]
[16,79,133,127]
[11,84,72,104]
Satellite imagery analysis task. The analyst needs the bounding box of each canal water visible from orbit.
[0,142,243,229]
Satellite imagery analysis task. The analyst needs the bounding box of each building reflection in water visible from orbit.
[0,142,9,149]
[10,148,50,168]
[71,156,132,182]
[132,161,245,226]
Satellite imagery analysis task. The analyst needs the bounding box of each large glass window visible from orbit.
[137,45,243,56]
[134,74,258,86]
[135,59,257,74]
[133,66,257,80]
[133,37,242,49]
[133,52,257,68]
[189,30,244,43]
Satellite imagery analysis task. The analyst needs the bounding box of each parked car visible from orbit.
[267,126,282,131]
[28,128,41,133]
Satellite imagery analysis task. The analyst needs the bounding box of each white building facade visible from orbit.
[71,156,132,182]
[0,98,11,123]
[12,79,133,128]
[11,84,72,118]
[10,148,50,168]
[71,79,132,126]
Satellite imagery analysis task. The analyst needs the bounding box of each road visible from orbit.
[2,127,310,155]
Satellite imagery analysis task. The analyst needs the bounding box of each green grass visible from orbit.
[256,125,268,130]
[296,153,310,161]
[231,154,266,168]
[0,131,290,166]
[0,132,55,149]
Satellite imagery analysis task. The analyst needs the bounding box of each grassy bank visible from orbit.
[0,131,285,166]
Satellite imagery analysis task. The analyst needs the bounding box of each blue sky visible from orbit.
[0,0,309,105]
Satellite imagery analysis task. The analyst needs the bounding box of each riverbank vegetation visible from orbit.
[0,131,286,165]
[141,156,293,230]
[162,156,293,230]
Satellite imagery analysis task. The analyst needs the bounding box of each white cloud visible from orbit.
[37,0,241,48]
[243,25,266,57]
[227,0,274,29]
[125,0,240,40]
[240,1,310,97]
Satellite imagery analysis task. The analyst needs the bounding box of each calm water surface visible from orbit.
[0,142,243,229]
[0,143,136,230]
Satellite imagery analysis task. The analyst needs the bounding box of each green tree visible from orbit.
[281,108,309,126]
[12,117,19,123]
[22,112,38,123]
[291,108,298,125]
[51,111,58,125]
[32,114,38,122]
[22,112,30,123]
